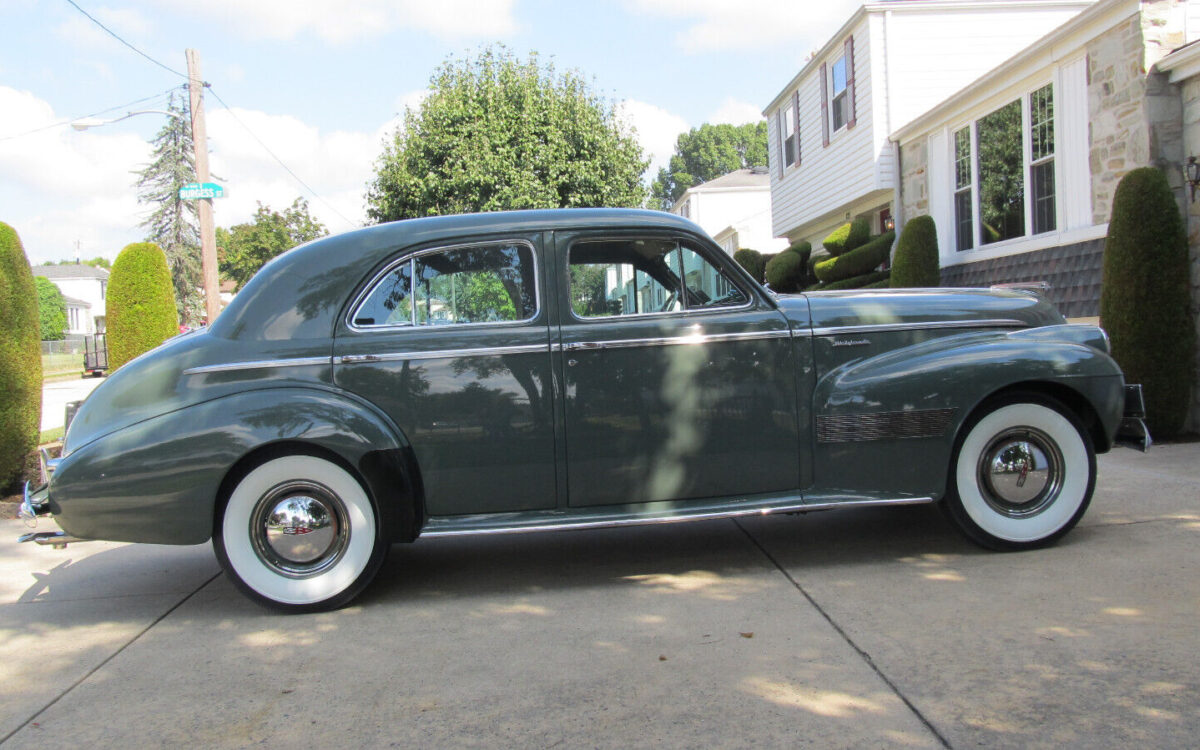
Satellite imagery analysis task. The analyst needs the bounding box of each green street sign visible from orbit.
[178,182,225,200]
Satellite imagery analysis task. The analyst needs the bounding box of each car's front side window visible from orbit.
[568,238,747,319]
[354,241,537,328]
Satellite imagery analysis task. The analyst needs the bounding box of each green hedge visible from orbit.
[890,215,940,288]
[733,248,765,282]
[764,247,808,292]
[35,276,67,340]
[822,218,870,256]
[0,223,42,488]
[814,231,895,284]
[823,270,891,290]
[1099,167,1194,437]
[107,242,179,371]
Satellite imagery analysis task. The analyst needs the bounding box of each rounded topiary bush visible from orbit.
[0,222,43,488]
[890,215,940,288]
[107,242,179,371]
[734,248,765,282]
[822,218,870,256]
[764,249,807,292]
[814,231,895,284]
[1099,167,1194,437]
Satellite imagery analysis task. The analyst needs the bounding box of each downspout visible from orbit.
[884,10,903,249]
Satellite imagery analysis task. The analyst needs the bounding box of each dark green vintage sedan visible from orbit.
[20,209,1147,611]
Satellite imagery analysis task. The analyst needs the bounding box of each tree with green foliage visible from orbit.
[218,198,327,291]
[35,277,67,340]
[0,222,42,489]
[1100,167,1194,437]
[367,46,647,222]
[55,257,110,269]
[650,122,769,210]
[890,215,940,287]
[135,92,203,326]
[107,242,179,371]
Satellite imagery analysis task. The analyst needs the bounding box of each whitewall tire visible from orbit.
[945,397,1095,550]
[215,455,385,611]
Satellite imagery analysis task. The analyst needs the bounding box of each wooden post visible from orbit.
[186,48,220,325]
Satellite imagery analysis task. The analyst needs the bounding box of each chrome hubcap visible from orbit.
[977,427,1063,518]
[250,481,349,578]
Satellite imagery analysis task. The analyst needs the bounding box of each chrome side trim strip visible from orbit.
[183,357,332,375]
[809,318,1027,337]
[335,343,550,365]
[420,495,933,537]
[563,329,792,352]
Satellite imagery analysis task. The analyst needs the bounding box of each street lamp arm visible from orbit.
[70,109,183,131]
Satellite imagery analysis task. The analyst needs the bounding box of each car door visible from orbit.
[333,234,557,516]
[556,230,801,508]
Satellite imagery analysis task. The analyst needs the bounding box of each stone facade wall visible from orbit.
[899,138,928,223]
[1179,76,1200,430]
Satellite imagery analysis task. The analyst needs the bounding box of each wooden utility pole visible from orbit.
[186,48,220,325]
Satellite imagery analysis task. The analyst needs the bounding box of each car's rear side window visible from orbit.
[353,241,537,328]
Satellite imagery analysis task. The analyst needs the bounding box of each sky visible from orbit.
[1,0,864,265]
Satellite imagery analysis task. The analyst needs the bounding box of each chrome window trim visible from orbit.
[335,343,550,365]
[563,328,792,352]
[564,236,755,324]
[808,318,1027,337]
[183,356,333,376]
[346,238,541,333]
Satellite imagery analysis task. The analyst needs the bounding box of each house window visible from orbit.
[954,127,974,251]
[779,93,798,168]
[1029,83,1055,235]
[977,99,1024,245]
[831,55,849,131]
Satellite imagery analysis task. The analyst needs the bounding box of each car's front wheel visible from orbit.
[215,454,386,612]
[944,395,1096,551]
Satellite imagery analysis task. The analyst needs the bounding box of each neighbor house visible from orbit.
[670,167,789,255]
[31,263,109,335]
[764,0,1095,253]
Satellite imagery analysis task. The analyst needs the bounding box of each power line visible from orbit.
[63,0,188,79]
[0,85,184,142]
[207,86,358,229]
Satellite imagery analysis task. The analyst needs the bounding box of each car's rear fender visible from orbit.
[48,386,420,545]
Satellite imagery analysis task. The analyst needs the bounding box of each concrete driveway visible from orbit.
[40,377,104,432]
[1,444,1196,748]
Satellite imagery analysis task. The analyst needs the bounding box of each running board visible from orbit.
[420,495,933,538]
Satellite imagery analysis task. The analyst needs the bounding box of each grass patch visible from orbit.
[39,426,64,444]
[42,352,81,378]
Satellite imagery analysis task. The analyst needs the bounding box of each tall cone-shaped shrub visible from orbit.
[107,242,179,371]
[0,222,42,488]
[1099,167,1194,437]
[890,215,940,287]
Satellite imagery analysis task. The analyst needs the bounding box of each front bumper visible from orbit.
[1115,384,1151,452]
[17,477,88,549]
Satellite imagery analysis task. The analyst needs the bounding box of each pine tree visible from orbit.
[135,91,203,325]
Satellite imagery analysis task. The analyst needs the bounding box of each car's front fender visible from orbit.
[49,386,416,545]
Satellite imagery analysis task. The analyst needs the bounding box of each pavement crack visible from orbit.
[732,518,953,750]
[0,570,221,746]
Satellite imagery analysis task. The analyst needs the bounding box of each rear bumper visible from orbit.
[1115,384,1151,452]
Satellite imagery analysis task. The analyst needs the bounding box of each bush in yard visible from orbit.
[890,215,940,288]
[733,248,765,282]
[35,276,68,340]
[764,241,812,292]
[825,270,891,290]
[1099,167,1194,437]
[822,218,870,256]
[814,231,895,284]
[0,222,42,489]
[107,242,179,371]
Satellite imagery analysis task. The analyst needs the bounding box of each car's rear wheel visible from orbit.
[215,454,386,612]
[944,395,1095,550]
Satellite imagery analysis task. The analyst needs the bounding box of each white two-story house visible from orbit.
[31,263,109,335]
[764,0,1095,251]
[670,167,790,255]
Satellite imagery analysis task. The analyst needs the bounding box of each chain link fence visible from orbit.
[41,336,84,377]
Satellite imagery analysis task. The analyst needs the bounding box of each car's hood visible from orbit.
[773,288,1065,331]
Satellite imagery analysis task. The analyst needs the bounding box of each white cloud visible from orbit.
[708,97,764,126]
[616,99,689,178]
[55,6,154,49]
[151,0,517,43]
[626,0,861,53]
